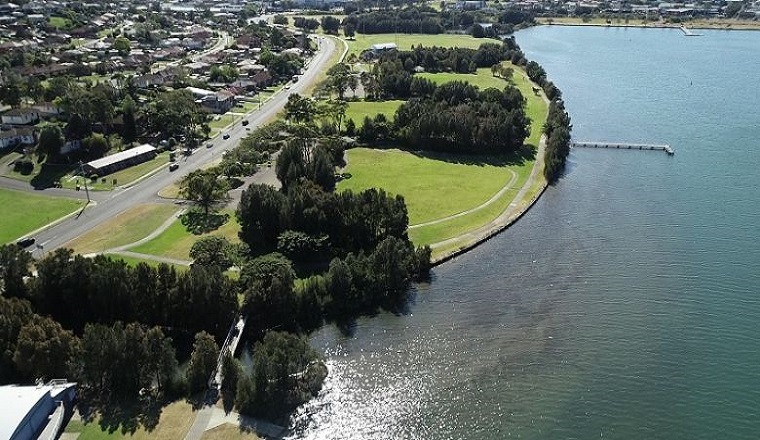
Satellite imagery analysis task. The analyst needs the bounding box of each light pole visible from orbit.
[78,161,91,205]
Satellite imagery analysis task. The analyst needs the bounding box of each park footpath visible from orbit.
[184,401,286,440]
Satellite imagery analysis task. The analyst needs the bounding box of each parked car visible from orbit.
[169,163,179,171]
[17,237,35,248]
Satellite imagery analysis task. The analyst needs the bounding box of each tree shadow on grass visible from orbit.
[30,162,75,189]
[76,389,165,436]
[408,143,537,167]
[181,211,230,235]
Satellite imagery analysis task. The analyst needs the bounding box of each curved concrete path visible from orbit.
[430,133,547,255]
[409,169,518,229]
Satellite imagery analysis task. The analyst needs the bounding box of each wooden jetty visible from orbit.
[572,141,674,155]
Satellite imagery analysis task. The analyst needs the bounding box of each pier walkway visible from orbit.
[209,315,246,389]
[572,141,674,155]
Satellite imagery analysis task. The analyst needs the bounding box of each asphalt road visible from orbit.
[20,35,337,258]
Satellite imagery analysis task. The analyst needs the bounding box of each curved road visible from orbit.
[17,35,337,259]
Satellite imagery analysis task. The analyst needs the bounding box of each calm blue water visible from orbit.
[289,27,760,439]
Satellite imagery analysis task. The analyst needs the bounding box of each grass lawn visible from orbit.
[48,16,72,29]
[234,101,259,113]
[417,69,510,92]
[0,187,83,244]
[345,33,486,58]
[201,424,261,440]
[131,209,241,261]
[345,100,404,125]
[210,114,238,137]
[64,400,194,440]
[2,151,170,191]
[337,64,549,248]
[338,148,518,225]
[63,204,181,254]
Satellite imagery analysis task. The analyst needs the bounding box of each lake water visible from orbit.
[287,27,760,439]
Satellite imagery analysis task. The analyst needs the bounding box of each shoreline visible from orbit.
[428,76,552,267]
[537,19,760,32]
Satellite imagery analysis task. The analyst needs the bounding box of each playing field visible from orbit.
[0,187,83,244]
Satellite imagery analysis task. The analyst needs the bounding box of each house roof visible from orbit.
[85,144,156,171]
[2,108,37,117]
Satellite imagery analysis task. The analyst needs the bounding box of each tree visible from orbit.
[37,125,64,158]
[325,63,353,100]
[186,331,219,392]
[321,16,340,34]
[343,23,356,39]
[179,169,230,216]
[235,331,326,418]
[0,72,23,108]
[143,326,177,391]
[189,236,234,269]
[0,244,32,299]
[237,184,286,254]
[284,94,316,124]
[121,96,137,145]
[13,315,79,381]
[220,351,241,397]
[0,296,33,381]
[82,133,109,157]
[113,36,131,56]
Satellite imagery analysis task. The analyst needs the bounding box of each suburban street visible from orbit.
[15,35,338,259]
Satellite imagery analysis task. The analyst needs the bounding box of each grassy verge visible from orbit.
[105,254,190,272]
[305,35,345,96]
[201,424,261,440]
[0,187,83,243]
[131,209,241,261]
[345,100,404,125]
[64,400,194,440]
[63,204,180,254]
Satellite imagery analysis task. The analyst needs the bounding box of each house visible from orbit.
[370,42,398,54]
[1,109,40,125]
[82,144,157,176]
[0,127,36,149]
[186,87,236,113]
[32,102,62,117]
[250,70,273,88]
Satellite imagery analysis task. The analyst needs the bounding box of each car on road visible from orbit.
[242,120,249,126]
[223,134,230,140]
[169,163,179,171]
[17,237,35,248]
[206,143,213,148]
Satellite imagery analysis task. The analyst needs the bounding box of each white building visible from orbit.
[0,381,76,440]
[1,109,40,125]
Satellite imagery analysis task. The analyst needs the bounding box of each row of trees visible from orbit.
[392,81,530,153]
[237,182,412,259]
[30,249,237,337]
[0,244,327,412]
[543,98,572,182]
[344,8,445,34]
